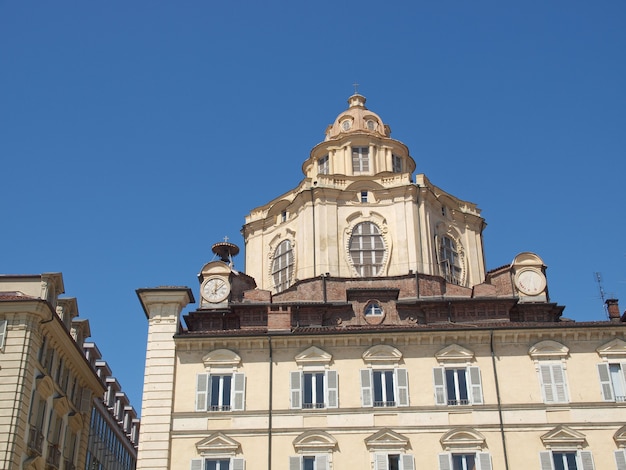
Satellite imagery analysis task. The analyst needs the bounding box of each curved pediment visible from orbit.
[36,375,54,398]
[295,346,332,366]
[440,428,486,451]
[293,430,337,452]
[362,344,402,364]
[365,429,410,452]
[597,339,626,359]
[529,340,569,360]
[202,349,241,368]
[435,344,475,364]
[541,425,586,449]
[53,395,70,416]
[196,432,241,454]
[614,425,626,447]
[68,411,83,433]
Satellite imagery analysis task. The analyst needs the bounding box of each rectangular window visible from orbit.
[392,154,402,173]
[433,366,483,406]
[190,458,245,470]
[360,368,409,407]
[439,452,492,470]
[597,362,626,401]
[352,147,369,173]
[360,191,368,203]
[539,450,595,470]
[374,453,414,470]
[196,373,245,412]
[289,455,329,470]
[0,319,6,349]
[318,155,329,175]
[281,210,288,223]
[538,363,569,404]
[290,370,338,409]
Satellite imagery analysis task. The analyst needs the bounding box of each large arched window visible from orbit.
[349,222,385,276]
[272,240,294,292]
[438,235,462,285]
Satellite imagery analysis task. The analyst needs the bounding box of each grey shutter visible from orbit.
[374,453,388,470]
[598,363,614,401]
[290,371,302,409]
[190,458,203,470]
[615,450,626,470]
[539,451,554,470]
[468,366,483,405]
[552,364,568,403]
[326,370,338,408]
[433,367,446,405]
[0,320,6,349]
[539,364,555,403]
[232,458,245,470]
[80,389,92,413]
[360,369,373,407]
[579,451,595,470]
[438,453,452,470]
[316,454,328,470]
[232,373,245,411]
[401,454,415,470]
[289,456,300,470]
[476,452,492,470]
[395,368,409,406]
[196,373,209,411]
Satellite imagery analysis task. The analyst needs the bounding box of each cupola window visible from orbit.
[342,120,351,131]
[438,236,462,285]
[392,155,402,173]
[272,240,295,292]
[318,155,329,175]
[352,147,370,174]
[360,191,368,203]
[367,120,376,131]
[349,222,385,276]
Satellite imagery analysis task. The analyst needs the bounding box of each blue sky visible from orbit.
[2,2,625,411]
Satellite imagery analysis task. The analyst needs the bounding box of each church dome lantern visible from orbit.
[325,93,389,141]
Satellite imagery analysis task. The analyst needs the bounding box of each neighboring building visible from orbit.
[0,273,138,470]
[136,94,626,470]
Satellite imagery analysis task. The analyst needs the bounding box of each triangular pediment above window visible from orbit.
[362,344,402,364]
[528,340,569,360]
[196,432,241,454]
[68,411,83,433]
[541,425,586,449]
[435,344,475,364]
[365,429,410,452]
[53,395,70,416]
[295,346,332,366]
[202,349,241,368]
[597,339,626,359]
[614,425,626,447]
[440,428,486,451]
[293,430,337,452]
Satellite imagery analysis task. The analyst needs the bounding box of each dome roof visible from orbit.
[324,94,390,141]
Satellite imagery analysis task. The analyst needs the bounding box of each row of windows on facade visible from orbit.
[316,148,404,176]
[86,408,136,470]
[271,223,462,292]
[194,342,626,413]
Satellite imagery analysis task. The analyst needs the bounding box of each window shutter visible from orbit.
[290,371,302,409]
[316,454,329,470]
[433,367,446,405]
[395,368,409,406]
[232,373,245,411]
[196,373,209,411]
[360,369,373,407]
[539,364,555,403]
[326,370,338,408]
[438,453,452,470]
[597,363,614,401]
[615,449,626,470]
[80,389,92,413]
[289,456,300,470]
[468,366,483,405]
[190,458,203,470]
[579,451,595,470]
[232,458,245,470]
[476,452,492,470]
[539,451,554,470]
[374,453,388,470]
[400,454,415,470]
[552,364,568,403]
[0,319,6,349]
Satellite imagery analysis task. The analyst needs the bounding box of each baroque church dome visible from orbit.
[324,93,390,141]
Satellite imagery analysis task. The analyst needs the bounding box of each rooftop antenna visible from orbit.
[352,82,360,94]
[595,272,609,319]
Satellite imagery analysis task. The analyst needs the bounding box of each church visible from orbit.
[136,93,626,470]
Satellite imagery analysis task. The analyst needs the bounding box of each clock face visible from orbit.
[516,269,546,296]
[202,276,230,303]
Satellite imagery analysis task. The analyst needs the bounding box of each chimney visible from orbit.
[606,299,621,322]
[267,305,292,332]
